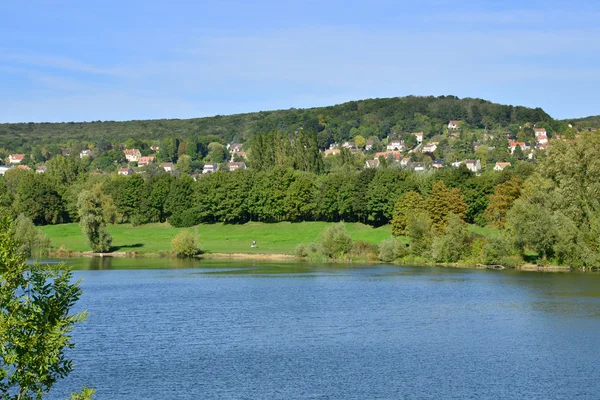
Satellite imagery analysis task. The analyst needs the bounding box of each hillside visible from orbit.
[564,115,600,129]
[0,95,559,151]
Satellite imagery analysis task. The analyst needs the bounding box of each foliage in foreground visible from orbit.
[0,212,90,399]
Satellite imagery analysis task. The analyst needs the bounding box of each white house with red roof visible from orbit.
[138,156,156,167]
[413,132,424,143]
[386,140,405,151]
[448,120,461,129]
[494,162,511,171]
[160,162,173,172]
[123,149,141,162]
[227,162,246,171]
[508,140,529,154]
[8,154,25,164]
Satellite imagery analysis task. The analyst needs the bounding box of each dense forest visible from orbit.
[0,95,564,152]
[565,115,600,129]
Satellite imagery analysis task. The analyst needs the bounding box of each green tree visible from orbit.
[0,212,89,399]
[425,181,467,231]
[485,177,524,226]
[391,191,424,236]
[77,185,114,253]
[406,211,433,257]
[431,214,472,262]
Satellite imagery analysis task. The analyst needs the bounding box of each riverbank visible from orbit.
[41,221,393,255]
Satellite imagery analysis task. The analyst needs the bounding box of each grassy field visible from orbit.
[40,221,393,255]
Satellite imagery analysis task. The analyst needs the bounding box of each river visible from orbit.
[49,258,600,399]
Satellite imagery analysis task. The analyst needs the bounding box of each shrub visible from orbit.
[319,223,353,258]
[295,243,309,258]
[378,238,404,262]
[352,240,377,256]
[482,235,522,267]
[14,213,51,257]
[171,230,201,257]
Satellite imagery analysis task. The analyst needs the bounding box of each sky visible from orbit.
[0,0,599,123]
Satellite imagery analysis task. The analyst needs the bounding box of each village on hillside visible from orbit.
[0,119,585,177]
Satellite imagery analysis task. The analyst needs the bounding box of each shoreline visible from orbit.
[45,250,590,272]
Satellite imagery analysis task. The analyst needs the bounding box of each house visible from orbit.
[36,165,47,174]
[324,149,340,157]
[533,128,547,137]
[365,159,380,169]
[150,145,160,152]
[365,139,374,151]
[17,165,31,171]
[138,156,156,167]
[123,149,142,162]
[202,163,219,174]
[401,157,410,166]
[433,159,444,169]
[412,162,425,172]
[160,162,174,172]
[329,143,340,149]
[451,161,463,168]
[448,120,461,129]
[422,143,438,153]
[229,143,243,153]
[61,149,71,157]
[465,159,481,172]
[80,149,92,158]
[494,162,511,171]
[536,135,548,145]
[375,151,402,161]
[341,141,356,149]
[473,141,482,151]
[0,165,13,175]
[118,168,134,176]
[8,154,25,164]
[227,162,246,171]
[387,140,405,151]
[413,132,424,143]
[191,173,203,181]
[508,140,529,154]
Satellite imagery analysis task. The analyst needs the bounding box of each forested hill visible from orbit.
[1,95,560,150]
[564,115,600,129]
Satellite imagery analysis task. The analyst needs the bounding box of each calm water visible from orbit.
[48,258,600,399]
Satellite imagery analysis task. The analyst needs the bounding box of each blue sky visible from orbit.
[1,0,598,122]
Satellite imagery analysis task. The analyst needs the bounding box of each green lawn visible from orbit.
[41,221,394,255]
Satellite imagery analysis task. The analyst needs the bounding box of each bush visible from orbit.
[482,235,522,267]
[352,240,378,256]
[378,238,403,262]
[171,230,201,257]
[295,243,309,258]
[14,214,51,257]
[319,223,353,258]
